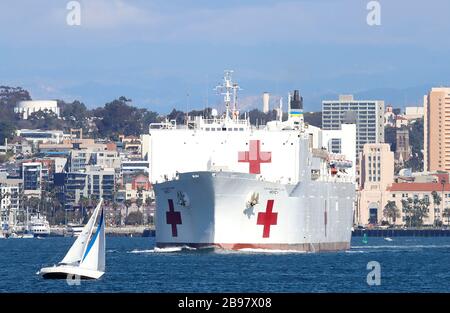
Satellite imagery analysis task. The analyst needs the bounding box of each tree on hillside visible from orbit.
[0,86,31,121]
[0,86,31,142]
[93,97,159,138]
[0,120,16,144]
[243,109,278,126]
[167,108,186,125]
[59,100,89,130]
[25,110,64,130]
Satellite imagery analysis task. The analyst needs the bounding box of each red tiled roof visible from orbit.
[388,182,450,192]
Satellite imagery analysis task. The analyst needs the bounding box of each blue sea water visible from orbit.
[1,236,450,292]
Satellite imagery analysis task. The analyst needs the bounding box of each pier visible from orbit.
[49,226,155,237]
[352,228,450,237]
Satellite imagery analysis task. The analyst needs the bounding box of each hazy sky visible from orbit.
[1,0,450,112]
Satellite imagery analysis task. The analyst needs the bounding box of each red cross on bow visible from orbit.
[257,200,278,238]
[166,199,182,237]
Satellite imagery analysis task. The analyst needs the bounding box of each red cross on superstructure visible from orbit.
[238,140,272,174]
[166,199,182,237]
[257,200,278,238]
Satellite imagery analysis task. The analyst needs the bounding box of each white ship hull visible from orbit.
[155,171,355,252]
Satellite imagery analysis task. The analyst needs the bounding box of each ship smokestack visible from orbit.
[289,90,303,118]
[290,90,303,110]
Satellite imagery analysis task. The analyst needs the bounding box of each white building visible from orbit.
[404,106,424,120]
[16,129,65,146]
[121,159,150,176]
[15,100,60,119]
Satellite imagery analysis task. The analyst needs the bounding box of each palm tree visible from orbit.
[79,196,90,224]
[124,199,132,225]
[402,198,413,228]
[383,201,400,225]
[431,191,442,225]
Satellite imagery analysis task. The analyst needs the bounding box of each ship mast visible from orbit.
[214,70,241,120]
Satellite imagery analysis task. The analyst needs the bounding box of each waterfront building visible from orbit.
[387,180,450,226]
[357,143,394,225]
[322,94,384,156]
[424,87,450,172]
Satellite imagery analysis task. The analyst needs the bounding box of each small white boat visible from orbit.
[38,199,105,280]
[29,214,51,237]
[66,223,84,237]
[384,237,393,242]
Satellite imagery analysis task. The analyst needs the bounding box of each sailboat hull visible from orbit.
[39,265,104,280]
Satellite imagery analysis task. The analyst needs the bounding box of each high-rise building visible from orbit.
[322,95,384,155]
[424,87,450,172]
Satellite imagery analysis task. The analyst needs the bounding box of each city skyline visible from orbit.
[1,0,450,112]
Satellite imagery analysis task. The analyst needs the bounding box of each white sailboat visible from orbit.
[38,199,105,280]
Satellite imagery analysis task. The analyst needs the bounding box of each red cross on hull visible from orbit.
[257,200,278,238]
[166,199,182,237]
[238,140,272,174]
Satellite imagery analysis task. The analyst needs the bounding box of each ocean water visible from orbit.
[1,236,450,292]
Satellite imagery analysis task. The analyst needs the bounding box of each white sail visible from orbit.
[60,199,103,265]
[79,207,105,272]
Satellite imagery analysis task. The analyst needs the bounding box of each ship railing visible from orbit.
[149,120,176,130]
[200,118,249,126]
